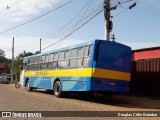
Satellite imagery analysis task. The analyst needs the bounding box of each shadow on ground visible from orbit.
[32,89,160,110]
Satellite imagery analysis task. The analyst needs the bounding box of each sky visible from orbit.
[0,0,159,59]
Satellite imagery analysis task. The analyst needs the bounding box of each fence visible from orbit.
[130,58,160,97]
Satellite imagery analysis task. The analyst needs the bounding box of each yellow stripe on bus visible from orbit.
[24,68,130,81]
[92,68,130,81]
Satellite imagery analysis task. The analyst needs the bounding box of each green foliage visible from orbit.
[0,49,8,63]
[0,49,5,57]
[0,49,36,81]
[18,50,34,58]
[14,51,34,80]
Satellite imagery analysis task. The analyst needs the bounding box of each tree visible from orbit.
[0,49,8,63]
[19,50,33,58]
[13,51,34,81]
[0,49,5,57]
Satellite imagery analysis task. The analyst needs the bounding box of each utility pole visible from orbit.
[104,0,137,41]
[40,38,42,53]
[11,37,14,84]
[104,0,110,40]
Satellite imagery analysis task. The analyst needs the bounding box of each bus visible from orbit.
[23,39,131,97]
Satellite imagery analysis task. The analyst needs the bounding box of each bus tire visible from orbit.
[26,80,33,91]
[54,81,63,98]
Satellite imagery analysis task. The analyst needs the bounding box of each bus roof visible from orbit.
[23,39,130,63]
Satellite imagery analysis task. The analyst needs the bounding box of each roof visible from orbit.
[132,46,160,52]
[132,46,160,61]
[23,39,131,63]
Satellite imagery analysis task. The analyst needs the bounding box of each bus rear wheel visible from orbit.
[54,81,63,98]
[26,80,33,91]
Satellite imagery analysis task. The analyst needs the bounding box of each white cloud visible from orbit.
[0,0,59,23]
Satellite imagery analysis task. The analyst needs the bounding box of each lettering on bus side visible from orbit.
[35,71,48,76]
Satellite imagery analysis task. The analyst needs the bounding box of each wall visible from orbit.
[130,59,160,97]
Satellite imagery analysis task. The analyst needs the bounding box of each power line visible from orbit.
[42,8,104,50]
[41,3,104,50]
[0,0,75,34]
[12,1,103,52]
[113,0,140,17]
[7,0,24,9]
[42,2,104,45]
[4,1,102,53]
[69,0,94,34]
[41,0,95,45]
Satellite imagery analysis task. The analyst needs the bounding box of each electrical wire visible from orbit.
[7,0,24,9]
[42,8,104,50]
[14,0,103,52]
[41,0,94,45]
[113,0,140,17]
[41,3,104,50]
[0,0,75,34]
[69,0,94,34]
[42,2,104,46]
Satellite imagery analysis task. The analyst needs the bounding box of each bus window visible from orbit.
[32,57,37,64]
[27,65,33,70]
[48,62,57,69]
[58,60,69,69]
[70,49,77,58]
[83,57,90,67]
[65,50,70,59]
[84,47,89,56]
[54,53,58,61]
[40,63,48,69]
[45,55,49,62]
[82,46,92,67]
[59,52,65,60]
[49,54,54,62]
[35,64,40,70]
[41,55,46,63]
[70,58,81,68]
[38,56,42,63]
[88,46,92,56]
[77,47,84,57]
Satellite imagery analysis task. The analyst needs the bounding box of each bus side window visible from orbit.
[83,57,90,67]
[38,56,42,63]
[58,60,69,69]
[77,47,84,57]
[88,46,92,56]
[54,53,58,61]
[59,52,64,60]
[70,49,77,58]
[70,59,81,68]
[45,55,49,62]
[84,46,89,56]
[48,54,54,62]
[51,53,58,69]
[58,51,69,69]
[65,50,70,59]
[83,46,92,67]
[41,63,48,69]
[35,64,40,70]
[41,55,46,63]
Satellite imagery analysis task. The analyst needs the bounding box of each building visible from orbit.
[0,63,10,75]
[131,47,160,97]
[132,46,160,61]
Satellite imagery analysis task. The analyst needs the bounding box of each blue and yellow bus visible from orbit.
[23,39,131,97]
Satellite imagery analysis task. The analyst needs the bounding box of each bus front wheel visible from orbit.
[54,81,63,98]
